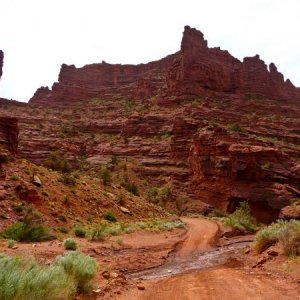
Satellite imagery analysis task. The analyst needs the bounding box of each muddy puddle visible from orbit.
[127,242,250,280]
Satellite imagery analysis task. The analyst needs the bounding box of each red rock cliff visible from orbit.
[0,117,19,156]
[189,126,297,223]
[0,50,3,79]
[29,26,300,104]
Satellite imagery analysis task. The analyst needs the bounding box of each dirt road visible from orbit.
[177,217,219,258]
[119,217,300,300]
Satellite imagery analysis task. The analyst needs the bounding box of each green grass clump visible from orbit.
[1,208,54,242]
[103,211,117,222]
[61,173,77,186]
[98,166,112,185]
[222,202,257,233]
[2,222,52,242]
[90,223,109,241]
[7,239,16,248]
[110,155,120,166]
[123,181,139,196]
[0,254,76,300]
[10,174,19,181]
[64,239,77,250]
[56,251,97,292]
[44,151,72,173]
[147,186,171,206]
[253,220,300,255]
[74,226,87,238]
[0,252,97,299]
[89,219,186,241]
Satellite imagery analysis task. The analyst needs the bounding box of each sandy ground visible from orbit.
[119,217,300,300]
[2,217,300,299]
[123,267,300,300]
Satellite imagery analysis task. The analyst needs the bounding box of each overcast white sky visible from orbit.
[0,0,299,102]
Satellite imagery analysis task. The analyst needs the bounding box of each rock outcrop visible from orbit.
[30,26,300,104]
[167,26,299,100]
[0,50,3,79]
[3,26,300,223]
[189,127,297,223]
[0,117,19,155]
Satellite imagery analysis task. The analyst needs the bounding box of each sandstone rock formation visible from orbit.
[2,26,300,223]
[189,126,297,223]
[30,26,300,104]
[0,50,3,79]
[0,117,19,155]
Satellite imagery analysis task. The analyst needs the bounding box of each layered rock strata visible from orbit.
[30,26,300,104]
[0,50,3,79]
[0,117,19,156]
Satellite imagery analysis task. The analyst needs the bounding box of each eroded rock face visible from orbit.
[30,55,176,104]
[0,117,19,155]
[167,26,299,100]
[189,127,297,223]
[29,26,300,104]
[0,50,3,79]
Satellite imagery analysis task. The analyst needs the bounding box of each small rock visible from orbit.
[120,206,131,214]
[257,256,268,265]
[92,248,100,255]
[244,248,250,254]
[92,288,101,293]
[102,271,110,279]
[33,175,42,187]
[32,243,37,248]
[0,190,8,201]
[110,272,119,279]
[267,249,279,257]
[167,270,172,273]
[137,285,145,291]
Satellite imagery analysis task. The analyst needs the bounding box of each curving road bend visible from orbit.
[119,217,300,300]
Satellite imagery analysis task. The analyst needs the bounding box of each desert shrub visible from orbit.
[110,155,119,166]
[279,221,300,256]
[90,223,109,241]
[1,208,54,242]
[105,225,122,236]
[123,181,139,196]
[0,254,76,300]
[74,226,87,238]
[10,174,19,181]
[207,209,227,218]
[0,153,12,163]
[98,166,112,185]
[7,239,16,248]
[61,173,77,186]
[147,186,171,206]
[253,220,300,255]
[12,204,26,213]
[64,238,77,250]
[229,122,243,132]
[44,151,71,173]
[223,202,257,233]
[103,211,117,222]
[0,252,97,299]
[58,226,69,234]
[160,186,172,201]
[56,251,97,292]
[147,187,160,204]
[2,222,52,242]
